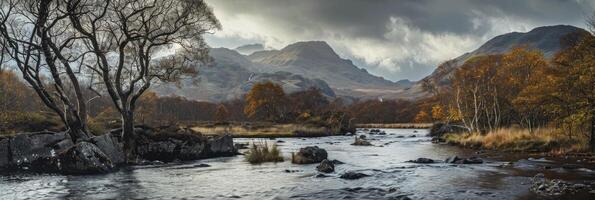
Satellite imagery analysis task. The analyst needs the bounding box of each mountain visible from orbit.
[154,48,335,102]
[411,25,590,94]
[247,41,411,98]
[234,44,265,55]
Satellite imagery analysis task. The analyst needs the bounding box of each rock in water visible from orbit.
[90,133,125,166]
[340,171,370,180]
[458,157,483,164]
[316,159,335,173]
[407,158,435,164]
[9,131,71,166]
[0,137,10,168]
[292,146,328,164]
[54,142,114,174]
[444,156,461,164]
[352,137,372,146]
[205,134,237,157]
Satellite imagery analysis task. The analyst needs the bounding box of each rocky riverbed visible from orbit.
[1,128,594,199]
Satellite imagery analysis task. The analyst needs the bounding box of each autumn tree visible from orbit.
[288,87,329,118]
[414,111,431,123]
[517,34,595,150]
[214,104,230,122]
[63,0,219,160]
[0,0,95,141]
[244,82,287,122]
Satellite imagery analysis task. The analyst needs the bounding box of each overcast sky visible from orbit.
[203,0,594,81]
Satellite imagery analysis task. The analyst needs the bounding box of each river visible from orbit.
[1,128,594,199]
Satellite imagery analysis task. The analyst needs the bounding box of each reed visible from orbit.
[443,127,588,153]
[244,141,284,164]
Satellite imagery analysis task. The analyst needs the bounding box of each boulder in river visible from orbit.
[330,159,345,165]
[54,142,115,174]
[340,171,370,180]
[445,156,483,164]
[316,159,335,173]
[352,137,372,146]
[407,158,435,164]
[90,133,125,166]
[291,146,328,164]
[0,131,73,169]
[428,123,468,138]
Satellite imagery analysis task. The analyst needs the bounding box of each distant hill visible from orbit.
[155,25,588,102]
[154,47,335,102]
[409,25,590,95]
[234,44,265,55]
[247,41,413,98]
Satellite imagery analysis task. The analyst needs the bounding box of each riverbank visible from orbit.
[355,123,432,129]
[441,127,590,155]
[190,122,341,138]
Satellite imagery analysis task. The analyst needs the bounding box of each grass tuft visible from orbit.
[244,141,284,164]
[443,127,588,153]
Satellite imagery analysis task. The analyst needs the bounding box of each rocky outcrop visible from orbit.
[0,137,9,167]
[428,123,468,138]
[135,127,237,162]
[292,146,328,164]
[1,125,238,174]
[340,171,370,180]
[0,131,73,169]
[352,137,372,146]
[316,159,335,173]
[90,133,125,166]
[53,142,115,174]
[444,156,483,164]
[407,158,435,164]
[530,173,592,196]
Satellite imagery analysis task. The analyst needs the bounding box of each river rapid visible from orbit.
[1,128,594,200]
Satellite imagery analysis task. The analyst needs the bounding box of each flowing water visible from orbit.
[1,128,594,200]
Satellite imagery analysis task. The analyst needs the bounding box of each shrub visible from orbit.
[244,141,284,164]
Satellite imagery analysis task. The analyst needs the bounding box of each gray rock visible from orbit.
[316,159,335,173]
[292,146,328,164]
[10,131,70,166]
[54,142,114,174]
[407,158,435,164]
[0,137,9,168]
[457,157,483,164]
[206,134,236,156]
[90,133,125,165]
[340,171,370,180]
[352,137,372,146]
[445,156,461,163]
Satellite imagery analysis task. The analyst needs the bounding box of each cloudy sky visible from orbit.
[203,0,594,81]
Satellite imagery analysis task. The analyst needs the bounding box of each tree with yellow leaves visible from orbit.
[244,82,287,122]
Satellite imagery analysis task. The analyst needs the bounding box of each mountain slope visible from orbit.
[234,44,265,55]
[154,48,335,102]
[247,41,408,98]
[412,25,590,92]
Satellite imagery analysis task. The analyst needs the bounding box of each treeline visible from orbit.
[419,32,594,150]
[0,72,422,134]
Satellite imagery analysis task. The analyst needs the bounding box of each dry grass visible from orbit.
[356,123,433,129]
[244,141,284,164]
[443,127,588,153]
[191,123,333,138]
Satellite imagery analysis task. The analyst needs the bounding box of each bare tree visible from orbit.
[64,0,220,161]
[0,0,92,141]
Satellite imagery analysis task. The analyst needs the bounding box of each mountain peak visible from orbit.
[235,43,265,55]
[280,41,341,61]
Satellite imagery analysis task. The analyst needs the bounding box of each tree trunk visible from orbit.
[65,108,90,142]
[122,111,137,163]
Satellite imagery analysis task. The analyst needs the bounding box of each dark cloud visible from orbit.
[204,0,593,81]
